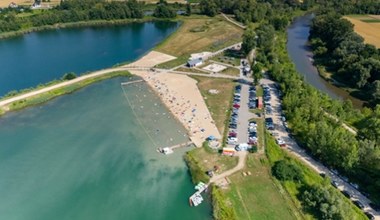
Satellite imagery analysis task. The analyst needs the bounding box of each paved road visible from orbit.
[260,77,379,219]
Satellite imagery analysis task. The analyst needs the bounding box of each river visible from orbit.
[286,14,364,107]
[0,23,212,219]
[0,21,179,96]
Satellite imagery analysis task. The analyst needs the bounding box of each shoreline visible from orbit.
[0,69,130,116]
[0,17,178,40]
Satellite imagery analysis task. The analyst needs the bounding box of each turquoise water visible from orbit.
[0,22,179,96]
[0,77,211,220]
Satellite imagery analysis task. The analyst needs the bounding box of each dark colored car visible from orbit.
[353,200,365,209]
[331,181,339,188]
[365,212,375,220]
[342,190,352,199]
[229,124,237,129]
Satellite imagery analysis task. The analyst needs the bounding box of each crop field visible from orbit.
[345,15,380,48]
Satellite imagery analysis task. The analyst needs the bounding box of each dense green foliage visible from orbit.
[272,159,303,181]
[241,25,256,55]
[62,72,77,80]
[183,152,209,184]
[309,13,380,105]
[0,0,143,33]
[301,185,351,219]
[267,134,364,219]
[153,0,176,18]
[211,185,237,220]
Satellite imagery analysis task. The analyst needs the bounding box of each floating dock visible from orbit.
[189,182,208,207]
[157,141,193,155]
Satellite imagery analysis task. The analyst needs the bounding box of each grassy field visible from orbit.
[345,15,380,48]
[224,154,301,220]
[220,67,240,76]
[189,144,238,174]
[190,76,235,134]
[156,15,244,57]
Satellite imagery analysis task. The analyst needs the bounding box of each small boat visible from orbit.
[157,147,173,155]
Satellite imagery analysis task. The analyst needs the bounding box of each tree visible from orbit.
[252,62,263,85]
[272,159,303,181]
[200,0,218,17]
[371,81,380,104]
[241,26,257,55]
[153,0,176,18]
[62,72,77,80]
[185,2,191,16]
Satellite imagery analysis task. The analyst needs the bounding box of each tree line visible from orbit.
[309,13,380,106]
[0,0,144,33]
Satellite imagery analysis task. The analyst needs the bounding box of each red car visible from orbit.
[229,132,237,137]
[233,104,240,108]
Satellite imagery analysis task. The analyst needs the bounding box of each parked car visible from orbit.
[365,212,375,220]
[353,200,365,209]
[229,124,237,129]
[342,190,352,199]
[331,181,339,188]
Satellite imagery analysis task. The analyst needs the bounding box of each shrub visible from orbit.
[272,159,303,181]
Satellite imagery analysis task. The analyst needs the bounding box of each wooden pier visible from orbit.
[121,79,144,85]
[189,182,208,207]
[168,141,193,150]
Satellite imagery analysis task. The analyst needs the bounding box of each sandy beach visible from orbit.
[126,51,221,147]
[130,70,221,147]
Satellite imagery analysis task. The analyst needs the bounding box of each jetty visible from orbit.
[121,79,144,85]
[189,182,208,206]
[157,141,193,155]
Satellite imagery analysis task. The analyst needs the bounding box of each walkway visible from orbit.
[221,13,246,29]
[0,67,124,108]
[209,151,248,183]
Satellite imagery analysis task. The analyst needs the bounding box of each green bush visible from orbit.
[211,185,237,220]
[272,159,303,181]
[184,152,209,184]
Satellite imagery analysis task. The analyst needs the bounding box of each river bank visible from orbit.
[286,14,365,108]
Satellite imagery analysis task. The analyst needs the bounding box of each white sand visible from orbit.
[126,51,176,67]
[130,69,221,147]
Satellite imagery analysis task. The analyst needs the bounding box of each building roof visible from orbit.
[187,58,202,66]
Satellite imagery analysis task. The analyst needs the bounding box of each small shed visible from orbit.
[257,97,263,109]
[222,147,236,156]
[187,58,203,68]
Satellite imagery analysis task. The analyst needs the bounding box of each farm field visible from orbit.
[345,15,380,48]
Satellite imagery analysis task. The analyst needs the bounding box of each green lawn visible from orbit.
[224,154,301,220]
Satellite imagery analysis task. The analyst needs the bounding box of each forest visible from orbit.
[309,13,380,106]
